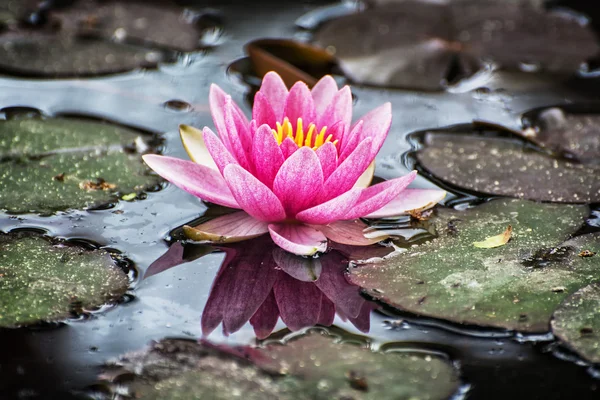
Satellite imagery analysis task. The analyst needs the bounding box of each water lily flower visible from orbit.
[143,72,445,256]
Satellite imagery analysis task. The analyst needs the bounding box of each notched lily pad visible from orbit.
[0,233,129,328]
[0,115,160,214]
[99,331,460,400]
[521,105,600,164]
[313,0,599,90]
[414,126,600,203]
[349,199,600,332]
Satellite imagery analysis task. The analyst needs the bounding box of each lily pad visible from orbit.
[101,331,460,400]
[521,106,600,163]
[0,0,215,77]
[551,241,600,363]
[348,199,600,332]
[415,129,600,203]
[313,0,599,89]
[0,233,129,328]
[0,116,160,214]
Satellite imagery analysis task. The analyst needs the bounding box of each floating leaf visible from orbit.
[0,115,160,214]
[99,331,461,400]
[473,225,512,248]
[550,234,600,363]
[348,199,600,332]
[0,233,128,328]
[521,105,600,163]
[415,128,600,203]
[0,1,216,77]
[313,0,599,89]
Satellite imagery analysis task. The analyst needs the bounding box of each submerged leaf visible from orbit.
[473,225,512,248]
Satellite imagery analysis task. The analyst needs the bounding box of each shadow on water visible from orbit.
[1,0,600,399]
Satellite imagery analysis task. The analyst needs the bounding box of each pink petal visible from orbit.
[258,71,288,120]
[365,189,447,218]
[273,248,322,282]
[344,171,418,219]
[224,98,251,170]
[252,91,277,128]
[142,154,239,209]
[295,188,362,225]
[268,223,327,256]
[280,137,299,158]
[321,138,373,201]
[202,127,238,174]
[318,86,352,138]
[355,102,392,160]
[179,124,219,170]
[209,84,247,146]
[274,273,323,331]
[273,147,324,216]
[353,161,375,189]
[339,120,363,163]
[348,302,374,333]
[252,124,285,188]
[315,141,338,180]
[311,75,338,116]
[317,220,388,246]
[144,242,185,279]
[183,211,269,243]
[223,164,286,222]
[317,295,336,326]
[250,290,280,340]
[284,81,316,126]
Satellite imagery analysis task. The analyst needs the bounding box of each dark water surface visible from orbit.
[1,1,600,399]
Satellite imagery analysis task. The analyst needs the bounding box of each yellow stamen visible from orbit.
[295,118,304,146]
[304,124,315,147]
[270,118,335,149]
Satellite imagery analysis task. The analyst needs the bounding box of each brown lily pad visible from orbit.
[521,105,600,164]
[348,199,599,333]
[99,331,461,399]
[414,126,600,203]
[245,38,337,88]
[313,0,599,90]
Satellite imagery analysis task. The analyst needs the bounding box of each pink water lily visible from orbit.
[143,71,445,256]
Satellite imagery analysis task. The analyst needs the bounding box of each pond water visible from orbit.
[1,0,600,399]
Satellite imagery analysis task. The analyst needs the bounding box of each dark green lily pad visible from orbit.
[101,331,460,400]
[415,130,600,203]
[0,233,129,328]
[521,106,600,164]
[0,116,160,214]
[551,241,600,363]
[348,199,600,332]
[314,0,599,90]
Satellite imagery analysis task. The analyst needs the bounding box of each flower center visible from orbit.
[272,117,338,149]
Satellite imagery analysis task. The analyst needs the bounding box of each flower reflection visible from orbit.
[146,237,392,339]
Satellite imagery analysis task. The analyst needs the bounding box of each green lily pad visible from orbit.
[415,130,600,203]
[101,331,460,400]
[348,199,600,332]
[0,233,129,328]
[551,242,600,363]
[0,116,160,214]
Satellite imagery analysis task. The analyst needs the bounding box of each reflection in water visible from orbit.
[146,237,391,339]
